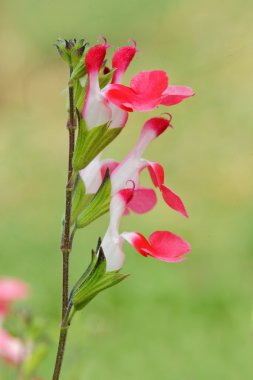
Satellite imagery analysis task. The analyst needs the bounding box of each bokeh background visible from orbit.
[1,0,253,379]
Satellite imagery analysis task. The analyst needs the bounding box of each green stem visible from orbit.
[52,66,76,380]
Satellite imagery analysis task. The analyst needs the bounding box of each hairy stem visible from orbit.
[52,69,76,380]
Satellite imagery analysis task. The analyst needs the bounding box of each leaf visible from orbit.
[76,170,111,228]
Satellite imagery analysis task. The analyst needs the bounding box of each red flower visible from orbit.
[82,38,138,130]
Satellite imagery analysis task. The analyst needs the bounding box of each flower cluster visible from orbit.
[0,278,28,365]
[0,278,46,379]
[56,37,194,312]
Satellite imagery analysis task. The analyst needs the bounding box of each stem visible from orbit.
[51,305,72,380]
[52,68,76,380]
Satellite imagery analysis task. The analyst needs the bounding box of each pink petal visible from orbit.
[112,42,138,84]
[117,187,135,204]
[140,116,172,139]
[146,161,165,188]
[85,43,108,74]
[122,230,190,263]
[130,70,168,98]
[126,188,157,214]
[161,86,194,106]
[0,329,26,366]
[149,231,191,262]
[136,117,171,156]
[105,84,136,111]
[105,84,161,112]
[0,279,29,303]
[0,303,8,318]
[160,184,188,217]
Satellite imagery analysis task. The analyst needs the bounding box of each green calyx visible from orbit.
[70,176,93,226]
[71,162,113,229]
[70,241,128,312]
[73,118,121,172]
[70,58,87,81]
[76,170,111,228]
[99,68,116,89]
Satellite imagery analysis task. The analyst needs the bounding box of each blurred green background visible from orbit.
[1,0,253,379]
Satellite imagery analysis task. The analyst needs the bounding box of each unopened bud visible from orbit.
[55,38,88,68]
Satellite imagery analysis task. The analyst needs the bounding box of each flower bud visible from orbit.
[55,38,88,68]
[70,242,128,312]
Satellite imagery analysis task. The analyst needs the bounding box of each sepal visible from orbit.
[73,118,121,171]
[73,80,87,114]
[70,243,128,311]
[71,176,93,225]
[99,68,116,89]
[76,170,111,228]
[70,59,87,81]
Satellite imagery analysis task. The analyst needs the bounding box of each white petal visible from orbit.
[79,155,103,194]
[111,153,140,194]
[101,191,128,271]
[109,103,128,129]
[83,74,112,129]
[102,232,125,272]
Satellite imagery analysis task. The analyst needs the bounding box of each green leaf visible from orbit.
[76,170,111,228]
[72,118,122,171]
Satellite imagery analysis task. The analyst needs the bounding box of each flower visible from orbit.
[82,38,138,130]
[82,38,193,128]
[0,278,29,319]
[105,70,194,112]
[79,116,188,217]
[101,189,190,272]
[0,329,26,366]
